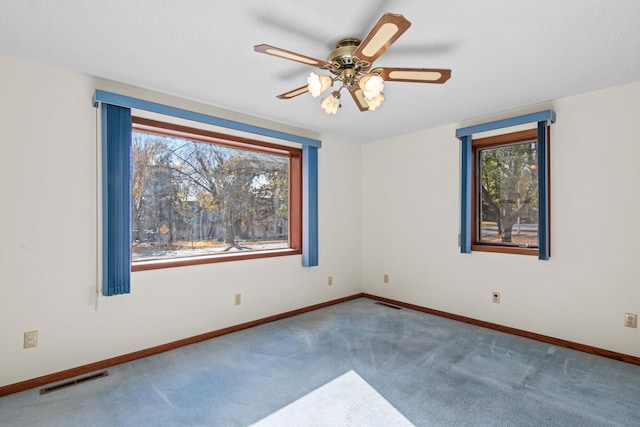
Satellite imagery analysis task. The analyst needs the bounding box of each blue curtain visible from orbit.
[101,104,132,296]
[537,121,550,260]
[302,145,319,267]
[459,135,472,254]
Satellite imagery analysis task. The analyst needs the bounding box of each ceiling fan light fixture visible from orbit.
[307,72,333,97]
[320,91,341,115]
[367,93,385,111]
[359,74,384,100]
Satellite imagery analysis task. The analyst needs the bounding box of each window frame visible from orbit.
[471,128,549,256]
[130,117,303,272]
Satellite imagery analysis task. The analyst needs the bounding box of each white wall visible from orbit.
[0,54,362,387]
[3,50,639,389]
[362,81,640,357]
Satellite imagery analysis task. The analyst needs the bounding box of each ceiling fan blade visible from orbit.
[352,13,411,64]
[254,44,331,68]
[277,85,310,99]
[349,87,370,112]
[373,67,452,84]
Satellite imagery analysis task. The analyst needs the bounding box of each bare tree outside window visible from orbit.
[478,140,538,247]
[131,130,290,261]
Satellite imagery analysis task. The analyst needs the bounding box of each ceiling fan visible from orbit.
[254,13,452,115]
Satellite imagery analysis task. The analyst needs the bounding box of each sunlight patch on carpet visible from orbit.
[250,370,415,426]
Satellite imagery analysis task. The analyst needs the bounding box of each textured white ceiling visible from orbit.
[1,0,640,142]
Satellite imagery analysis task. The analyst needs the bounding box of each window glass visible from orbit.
[471,127,547,256]
[131,119,298,265]
[477,140,538,247]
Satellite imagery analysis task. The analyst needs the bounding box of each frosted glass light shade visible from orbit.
[359,74,384,100]
[307,72,332,97]
[320,93,340,114]
[367,93,385,111]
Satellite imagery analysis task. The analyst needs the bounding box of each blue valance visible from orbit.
[94,90,321,148]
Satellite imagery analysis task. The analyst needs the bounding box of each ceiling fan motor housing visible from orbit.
[327,38,361,72]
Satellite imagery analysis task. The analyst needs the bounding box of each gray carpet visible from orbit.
[1,297,639,426]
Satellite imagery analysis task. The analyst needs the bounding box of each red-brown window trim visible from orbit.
[471,128,542,256]
[130,117,302,271]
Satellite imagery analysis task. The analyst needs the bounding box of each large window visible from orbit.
[472,128,547,256]
[456,110,553,259]
[98,91,319,296]
[131,117,302,271]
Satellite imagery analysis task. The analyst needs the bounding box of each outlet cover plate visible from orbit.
[625,313,637,328]
[24,330,38,348]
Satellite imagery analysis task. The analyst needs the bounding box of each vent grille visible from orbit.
[375,302,402,310]
[40,371,108,395]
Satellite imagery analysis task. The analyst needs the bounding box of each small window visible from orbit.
[472,128,547,255]
[131,117,302,270]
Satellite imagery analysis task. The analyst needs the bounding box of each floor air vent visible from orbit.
[39,370,108,395]
[375,302,402,310]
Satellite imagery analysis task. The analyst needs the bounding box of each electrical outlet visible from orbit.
[234,294,241,306]
[384,274,389,283]
[24,330,38,348]
[492,292,500,304]
[624,313,637,328]
[328,276,333,286]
